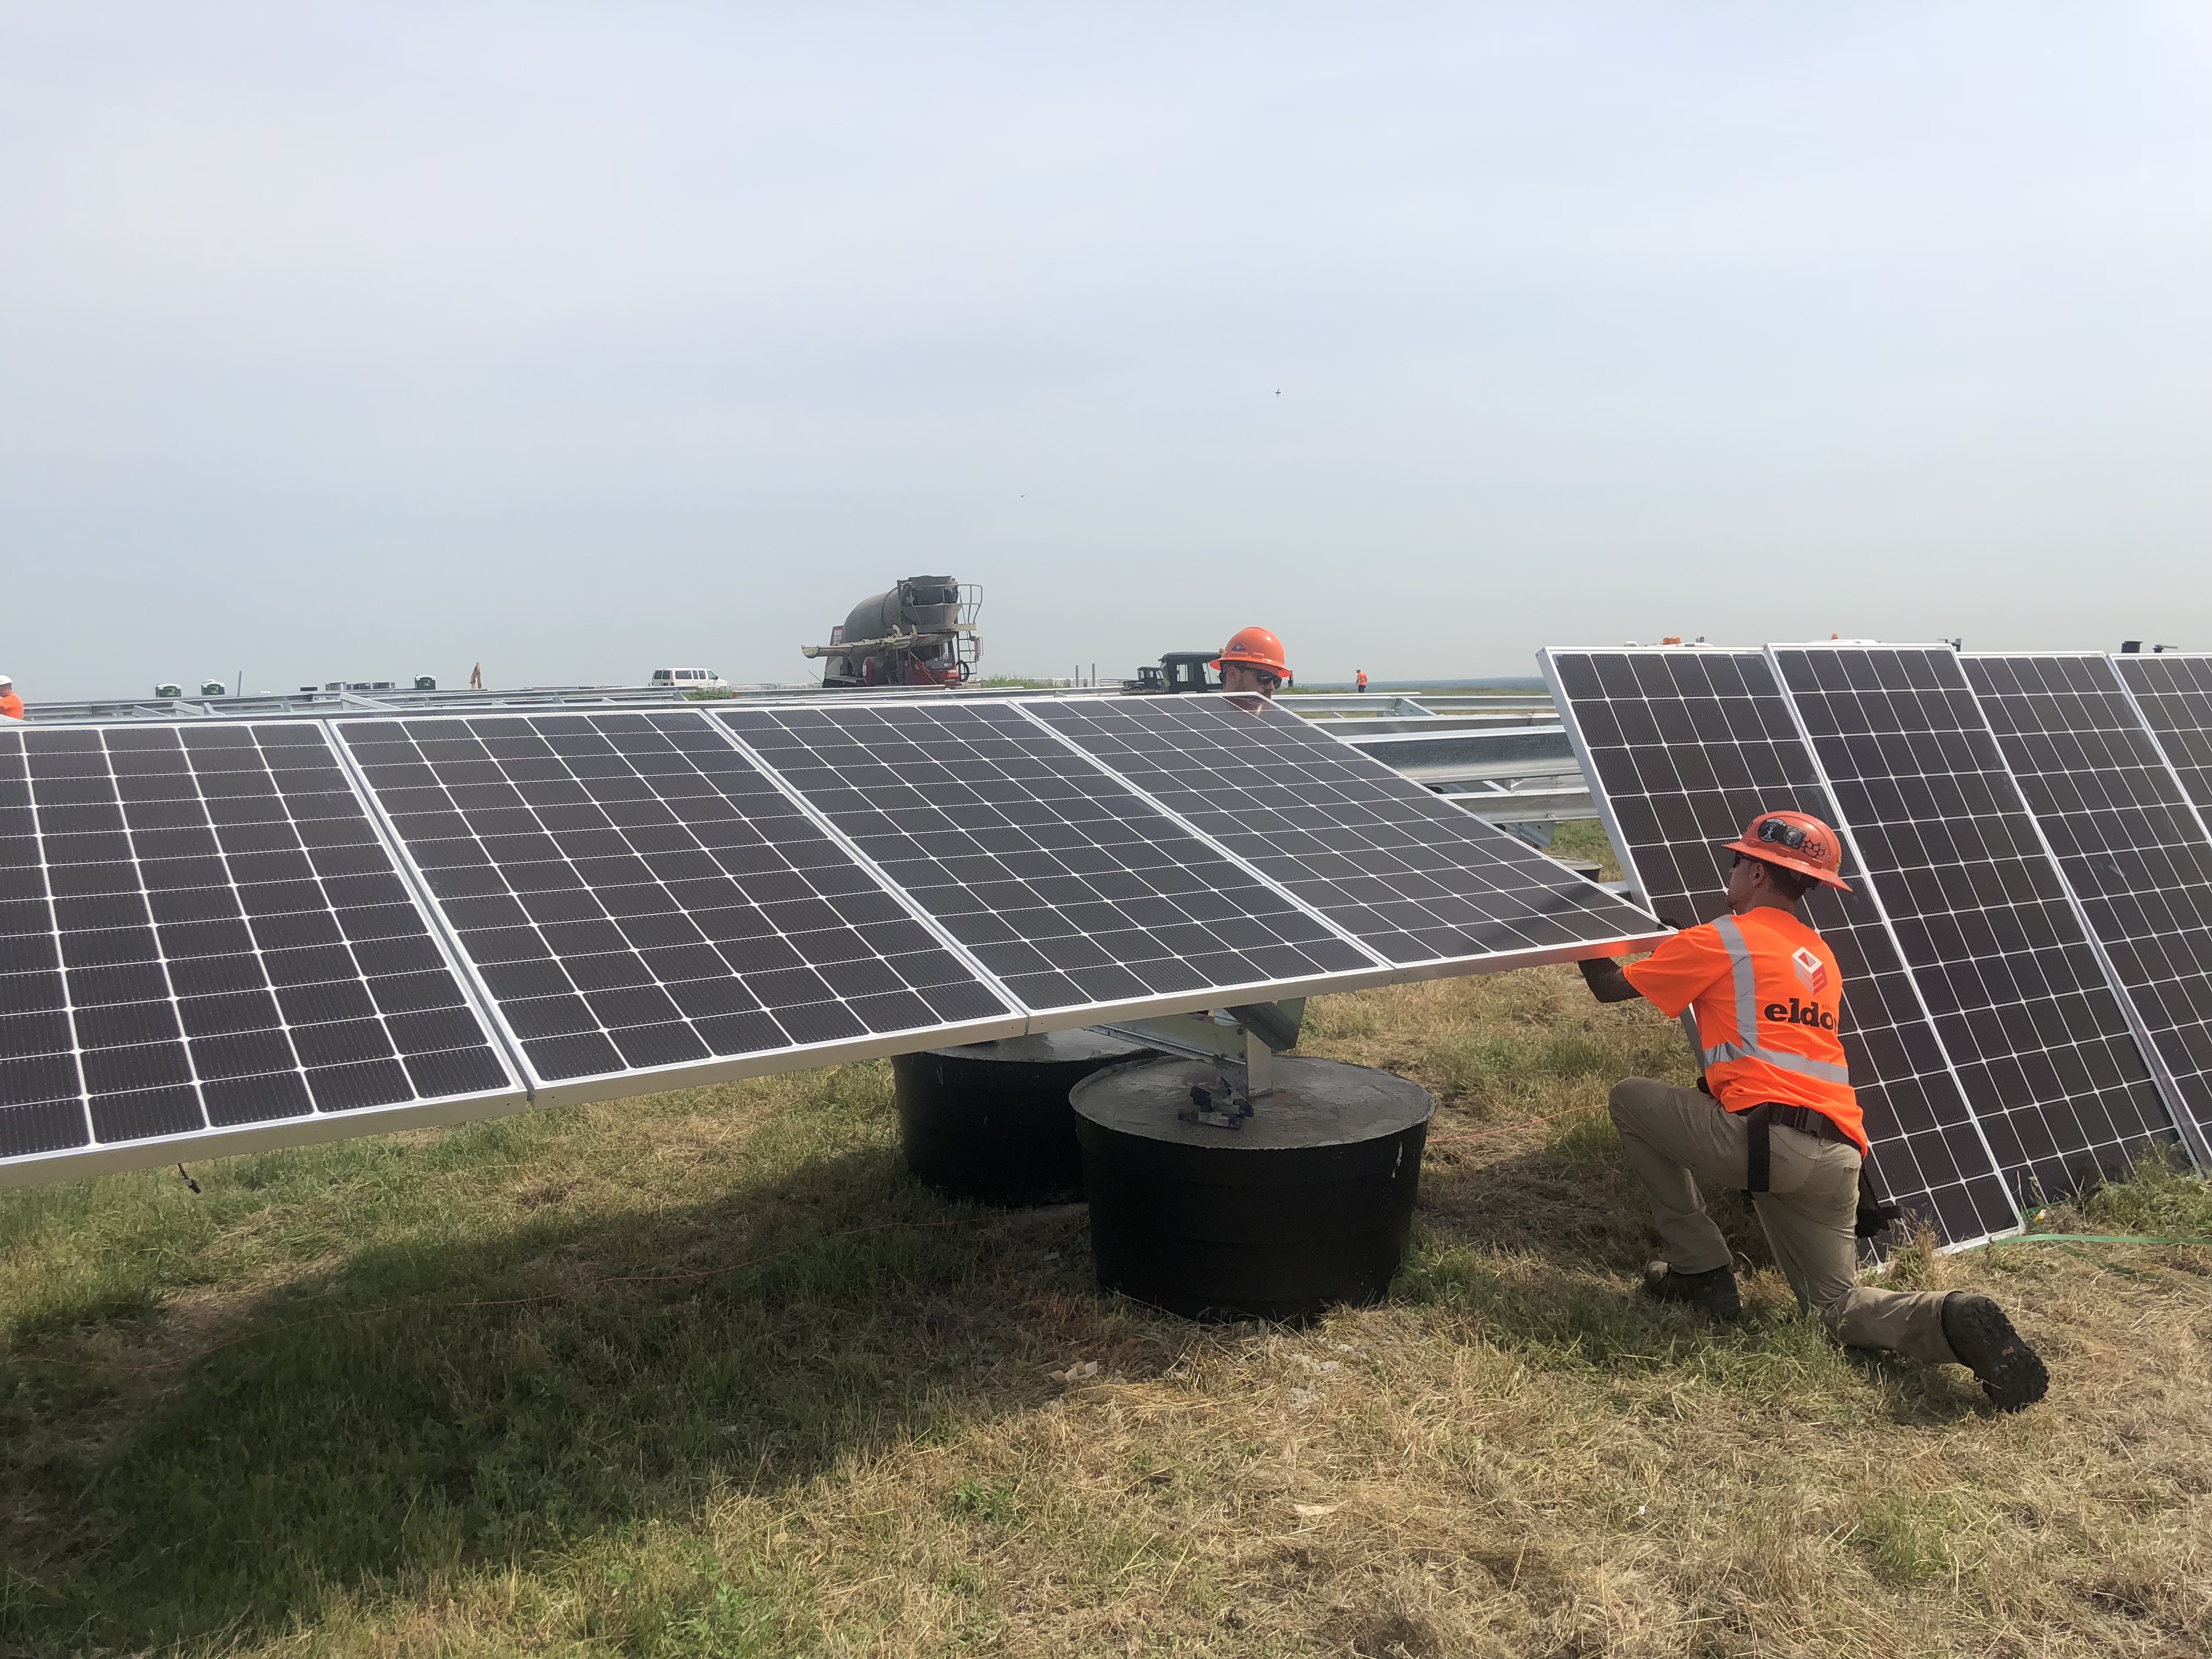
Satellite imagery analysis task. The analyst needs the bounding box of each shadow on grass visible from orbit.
[1415,1111,1776,1276]
[0,1137,1119,1655]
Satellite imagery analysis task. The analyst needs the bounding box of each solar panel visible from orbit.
[1021,693,1666,970]
[2111,653,2212,814]
[6,693,1674,1189]
[1960,653,2212,1164]
[0,720,521,1184]
[1770,645,2180,1199]
[1541,647,2018,1244]
[714,701,1389,1018]
[331,710,1023,1099]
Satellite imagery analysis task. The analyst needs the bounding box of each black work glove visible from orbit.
[1578,955,1641,1005]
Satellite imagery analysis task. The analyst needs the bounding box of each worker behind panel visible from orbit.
[1579,811,2050,1412]
[0,675,21,721]
[1356,669,1368,693]
[1214,627,1291,699]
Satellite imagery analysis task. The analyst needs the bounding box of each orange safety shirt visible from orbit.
[1621,906,1867,1152]
[0,692,22,721]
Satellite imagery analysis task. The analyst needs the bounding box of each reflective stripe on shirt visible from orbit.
[1700,915,1853,1086]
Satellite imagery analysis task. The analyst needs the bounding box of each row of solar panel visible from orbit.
[1542,645,2212,1247]
[0,694,1668,1184]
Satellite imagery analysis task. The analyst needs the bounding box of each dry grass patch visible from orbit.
[2,969,2209,1656]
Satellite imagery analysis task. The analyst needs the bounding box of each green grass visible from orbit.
[2047,1153,2212,1237]
[1545,816,1622,879]
[1852,1494,1967,1588]
[4,964,2210,1656]
[0,1068,1055,1652]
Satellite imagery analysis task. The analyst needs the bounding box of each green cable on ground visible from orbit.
[1970,1231,2212,1250]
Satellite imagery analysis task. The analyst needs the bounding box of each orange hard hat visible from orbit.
[1723,810,1851,891]
[1212,625,1291,681]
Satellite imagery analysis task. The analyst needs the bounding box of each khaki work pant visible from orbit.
[1609,1077,1956,1364]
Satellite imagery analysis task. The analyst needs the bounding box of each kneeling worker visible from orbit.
[1579,810,2049,1411]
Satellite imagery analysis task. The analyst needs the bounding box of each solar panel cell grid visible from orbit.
[1022,695,1664,967]
[1962,653,2212,1154]
[2112,654,2212,814]
[1542,648,2017,1243]
[0,721,515,1163]
[716,701,1378,1014]
[1772,646,2178,1196]
[335,710,1015,1087]
[1560,652,1830,924]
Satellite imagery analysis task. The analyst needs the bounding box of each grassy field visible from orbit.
[4,963,2211,1655]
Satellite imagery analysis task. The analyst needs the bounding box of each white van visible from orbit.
[650,668,732,693]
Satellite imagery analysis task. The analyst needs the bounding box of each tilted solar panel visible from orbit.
[0,721,520,1184]
[2111,653,2212,813]
[1021,693,1666,971]
[332,711,1022,1101]
[1541,647,2018,1244]
[1771,645,2180,1198]
[715,701,1387,1019]
[7,695,1674,1188]
[1961,653,2212,1164]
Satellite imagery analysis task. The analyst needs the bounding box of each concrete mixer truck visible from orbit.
[802,576,981,689]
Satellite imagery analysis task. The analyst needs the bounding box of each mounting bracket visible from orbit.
[1094,998,1307,1118]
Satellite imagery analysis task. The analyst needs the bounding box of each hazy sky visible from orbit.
[3,3,2207,699]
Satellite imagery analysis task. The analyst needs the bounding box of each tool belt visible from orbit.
[1733,1098,1903,1240]
[1739,1101,1853,1193]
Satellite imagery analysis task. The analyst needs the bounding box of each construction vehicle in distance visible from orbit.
[1125,652,1220,693]
[804,576,982,688]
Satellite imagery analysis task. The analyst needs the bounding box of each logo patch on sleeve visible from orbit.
[1791,946,1829,994]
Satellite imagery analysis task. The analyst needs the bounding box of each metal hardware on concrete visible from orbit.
[1098,1000,1308,1065]
[1245,1026,1276,1097]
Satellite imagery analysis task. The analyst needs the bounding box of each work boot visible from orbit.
[1640,1260,1741,1319]
[1941,1293,2049,1412]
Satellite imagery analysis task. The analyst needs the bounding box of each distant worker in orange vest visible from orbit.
[0,675,22,721]
[1213,627,1290,699]
[1356,669,1368,693]
[1579,810,2049,1411]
